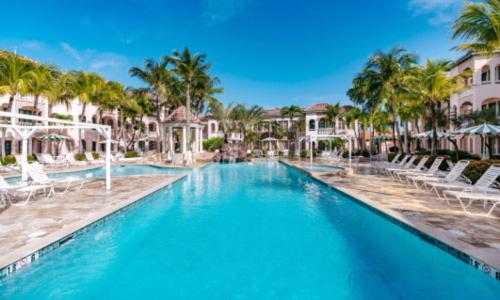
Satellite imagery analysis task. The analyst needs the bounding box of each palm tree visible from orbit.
[129,58,170,152]
[406,59,467,155]
[325,103,344,134]
[280,105,303,149]
[453,0,500,54]
[344,107,363,149]
[169,48,211,155]
[210,101,236,142]
[0,53,33,111]
[67,71,107,151]
[233,104,265,148]
[45,72,73,117]
[28,64,58,112]
[365,47,417,151]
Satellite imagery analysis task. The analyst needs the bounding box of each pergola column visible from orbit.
[199,127,203,152]
[182,126,187,154]
[168,126,173,153]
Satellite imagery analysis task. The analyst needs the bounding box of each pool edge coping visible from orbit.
[279,159,500,282]
[0,173,186,279]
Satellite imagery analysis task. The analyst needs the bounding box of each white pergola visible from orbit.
[299,134,354,166]
[0,111,113,190]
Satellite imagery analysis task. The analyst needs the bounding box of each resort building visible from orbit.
[449,52,500,156]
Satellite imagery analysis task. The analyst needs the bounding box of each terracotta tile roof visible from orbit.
[164,106,201,123]
[304,103,330,112]
[264,108,282,117]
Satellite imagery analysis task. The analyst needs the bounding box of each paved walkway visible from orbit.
[0,174,182,270]
[284,160,500,275]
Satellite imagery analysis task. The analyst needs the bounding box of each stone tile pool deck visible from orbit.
[0,173,184,275]
[281,159,500,280]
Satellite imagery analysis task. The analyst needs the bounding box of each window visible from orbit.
[92,141,97,152]
[91,116,97,124]
[481,66,491,83]
[496,65,500,82]
[319,118,327,129]
[308,120,316,131]
[211,123,216,132]
[5,141,12,155]
[149,123,156,132]
[81,140,87,151]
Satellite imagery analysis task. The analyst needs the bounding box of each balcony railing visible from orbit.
[317,128,335,135]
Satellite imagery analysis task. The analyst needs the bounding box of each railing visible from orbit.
[317,128,335,135]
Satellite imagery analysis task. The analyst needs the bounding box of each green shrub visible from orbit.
[202,137,224,151]
[262,149,268,157]
[463,160,500,184]
[278,150,284,156]
[125,151,139,158]
[27,154,36,162]
[289,150,296,158]
[2,155,16,165]
[92,152,99,159]
[300,149,308,158]
[387,152,399,163]
[75,153,87,161]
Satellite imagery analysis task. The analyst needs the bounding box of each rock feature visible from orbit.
[213,143,247,163]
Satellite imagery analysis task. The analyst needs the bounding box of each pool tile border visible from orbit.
[0,174,186,280]
[279,159,500,282]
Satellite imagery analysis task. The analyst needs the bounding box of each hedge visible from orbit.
[203,137,224,151]
[75,153,87,161]
[462,160,500,184]
[92,152,99,159]
[125,151,139,158]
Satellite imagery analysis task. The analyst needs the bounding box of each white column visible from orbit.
[348,137,352,167]
[182,126,187,154]
[105,129,111,191]
[309,138,313,165]
[168,126,173,153]
[21,131,28,182]
[194,127,199,153]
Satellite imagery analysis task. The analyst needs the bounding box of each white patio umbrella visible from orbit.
[457,123,500,159]
[414,130,451,139]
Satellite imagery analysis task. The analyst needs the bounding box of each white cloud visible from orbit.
[201,0,253,26]
[59,42,130,78]
[408,0,464,25]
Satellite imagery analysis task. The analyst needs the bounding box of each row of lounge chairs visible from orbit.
[379,154,500,216]
[0,152,109,171]
[0,162,95,208]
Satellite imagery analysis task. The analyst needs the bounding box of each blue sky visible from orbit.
[0,0,469,108]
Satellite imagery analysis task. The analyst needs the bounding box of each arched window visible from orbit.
[81,116,87,123]
[309,119,316,131]
[481,65,491,83]
[459,102,473,116]
[319,118,327,129]
[91,116,97,124]
[482,98,500,116]
[148,123,156,132]
[211,123,216,132]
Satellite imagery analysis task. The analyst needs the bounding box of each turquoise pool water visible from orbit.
[0,162,498,299]
[297,163,342,173]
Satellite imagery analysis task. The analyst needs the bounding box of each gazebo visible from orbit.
[0,111,113,190]
[164,106,204,157]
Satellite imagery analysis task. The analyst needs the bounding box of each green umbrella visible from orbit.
[39,133,67,141]
[457,123,500,159]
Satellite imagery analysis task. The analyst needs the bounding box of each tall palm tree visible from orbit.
[28,64,58,112]
[210,101,236,143]
[365,47,417,151]
[45,72,73,117]
[325,103,344,134]
[67,71,107,151]
[0,53,33,111]
[406,59,467,155]
[233,104,265,147]
[344,107,363,150]
[169,48,211,155]
[129,58,170,152]
[280,105,303,149]
[453,0,500,54]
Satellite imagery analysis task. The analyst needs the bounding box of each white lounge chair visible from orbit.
[393,156,430,181]
[451,191,500,216]
[0,175,47,207]
[385,156,416,178]
[397,156,444,183]
[65,153,87,166]
[85,152,104,164]
[375,153,402,168]
[411,160,471,189]
[40,154,67,167]
[434,164,500,203]
[26,163,85,195]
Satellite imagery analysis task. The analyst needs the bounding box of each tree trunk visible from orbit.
[403,121,409,153]
[155,94,162,153]
[430,103,438,156]
[391,122,397,153]
[7,95,14,111]
[79,104,87,152]
[370,122,375,153]
[33,95,39,111]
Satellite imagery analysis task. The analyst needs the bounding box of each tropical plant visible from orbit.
[209,101,236,142]
[453,0,500,54]
[0,53,33,111]
[232,104,265,147]
[325,103,344,134]
[129,58,170,152]
[406,59,467,155]
[280,105,303,149]
[27,64,58,111]
[168,48,211,153]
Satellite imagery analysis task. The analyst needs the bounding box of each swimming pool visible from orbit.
[0,162,498,299]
